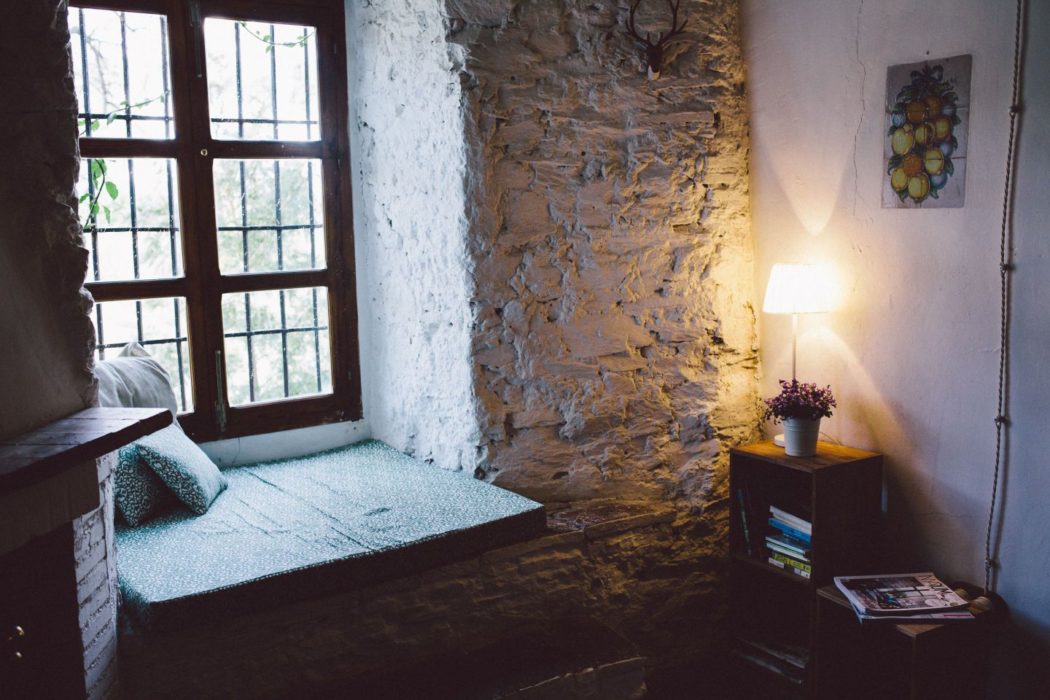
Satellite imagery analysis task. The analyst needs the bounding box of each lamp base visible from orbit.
[773,433,785,447]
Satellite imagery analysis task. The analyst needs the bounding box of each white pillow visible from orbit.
[95,343,179,417]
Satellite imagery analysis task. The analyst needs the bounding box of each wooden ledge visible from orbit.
[0,407,172,496]
[732,440,881,472]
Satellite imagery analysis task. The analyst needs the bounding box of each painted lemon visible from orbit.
[890,167,909,192]
[906,100,927,124]
[924,148,945,175]
[914,122,934,147]
[933,116,952,141]
[925,95,943,115]
[908,173,931,200]
[902,153,924,177]
[891,126,915,155]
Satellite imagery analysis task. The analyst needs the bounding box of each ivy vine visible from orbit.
[78,92,168,234]
[237,21,313,51]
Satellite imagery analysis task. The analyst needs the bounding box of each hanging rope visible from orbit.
[984,0,1026,595]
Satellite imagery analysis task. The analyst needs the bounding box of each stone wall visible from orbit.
[119,504,729,699]
[0,0,95,439]
[341,1,759,682]
[1,2,116,696]
[349,0,759,499]
[449,0,759,503]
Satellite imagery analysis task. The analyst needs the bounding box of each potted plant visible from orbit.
[764,379,837,457]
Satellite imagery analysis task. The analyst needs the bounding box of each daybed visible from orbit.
[97,344,545,632]
[117,439,545,631]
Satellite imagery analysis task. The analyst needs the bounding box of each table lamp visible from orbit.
[763,263,836,445]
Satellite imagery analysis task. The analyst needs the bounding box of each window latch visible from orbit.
[215,350,227,434]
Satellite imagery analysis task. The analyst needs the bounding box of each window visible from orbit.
[71,0,360,440]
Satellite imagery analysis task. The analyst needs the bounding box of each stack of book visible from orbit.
[765,506,812,579]
[834,573,976,623]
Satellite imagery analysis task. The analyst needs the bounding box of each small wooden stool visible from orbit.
[812,583,998,699]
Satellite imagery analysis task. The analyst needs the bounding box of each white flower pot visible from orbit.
[782,417,821,457]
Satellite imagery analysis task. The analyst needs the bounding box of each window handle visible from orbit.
[215,350,227,434]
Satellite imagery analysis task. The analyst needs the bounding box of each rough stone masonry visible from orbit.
[0,0,96,437]
[346,0,761,681]
[450,0,760,505]
[352,0,760,503]
[2,3,116,698]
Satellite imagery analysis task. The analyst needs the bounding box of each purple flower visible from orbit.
[763,379,837,424]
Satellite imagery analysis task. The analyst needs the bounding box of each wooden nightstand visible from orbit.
[728,440,883,697]
[813,583,998,699]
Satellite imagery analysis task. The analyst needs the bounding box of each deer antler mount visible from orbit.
[625,0,688,80]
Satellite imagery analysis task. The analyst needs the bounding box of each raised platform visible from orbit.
[116,440,545,631]
[118,499,687,699]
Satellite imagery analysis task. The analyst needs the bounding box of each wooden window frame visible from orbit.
[75,0,361,441]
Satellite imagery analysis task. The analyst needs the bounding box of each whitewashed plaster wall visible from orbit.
[346,0,479,470]
[743,0,1050,690]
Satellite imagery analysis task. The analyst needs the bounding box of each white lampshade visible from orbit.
[762,263,836,315]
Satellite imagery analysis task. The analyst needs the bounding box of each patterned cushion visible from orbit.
[137,425,228,514]
[114,444,172,527]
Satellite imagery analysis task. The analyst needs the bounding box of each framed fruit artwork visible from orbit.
[883,54,971,208]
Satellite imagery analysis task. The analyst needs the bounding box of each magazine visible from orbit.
[834,573,969,615]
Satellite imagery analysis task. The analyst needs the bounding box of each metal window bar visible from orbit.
[233,21,256,403]
[78,114,317,126]
[94,300,192,410]
[98,336,188,351]
[76,9,191,412]
[77,10,328,410]
[160,17,186,409]
[303,33,322,392]
[119,13,145,350]
[225,21,327,403]
[269,23,292,398]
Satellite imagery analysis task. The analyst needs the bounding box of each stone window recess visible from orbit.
[71,0,361,441]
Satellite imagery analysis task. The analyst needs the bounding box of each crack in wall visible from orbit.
[852,0,868,218]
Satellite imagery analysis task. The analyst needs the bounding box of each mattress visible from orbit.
[116,440,545,631]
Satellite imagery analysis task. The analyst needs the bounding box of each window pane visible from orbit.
[205,18,320,140]
[214,159,326,274]
[222,288,331,406]
[94,297,193,412]
[70,7,174,139]
[78,158,183,282]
